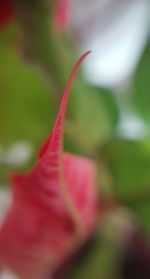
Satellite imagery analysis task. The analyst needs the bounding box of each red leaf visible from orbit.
[0,51,98,278]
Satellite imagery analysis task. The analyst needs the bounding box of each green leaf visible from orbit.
[0,43,56,147]
[131,39,150,123]
[69,83,119,148]
[102,138,150,233]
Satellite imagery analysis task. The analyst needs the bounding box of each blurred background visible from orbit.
[0,0,150,278]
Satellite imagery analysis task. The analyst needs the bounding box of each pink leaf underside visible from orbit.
[0,51,98,278]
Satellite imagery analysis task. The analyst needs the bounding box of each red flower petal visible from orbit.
[0,51,98,278]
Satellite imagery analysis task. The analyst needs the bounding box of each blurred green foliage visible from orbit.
[0,42,56,146]
[69,83,119,148]
[102,138,150,232]
[131,40,150,123]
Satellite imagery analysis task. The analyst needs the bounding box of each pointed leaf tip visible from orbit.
[39,51,91,159]
[55,50,92,124]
